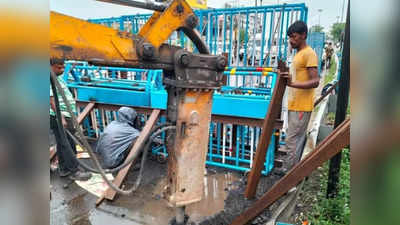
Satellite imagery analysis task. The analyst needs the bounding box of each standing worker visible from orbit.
[50,58,92,181]
[277,21,320,174]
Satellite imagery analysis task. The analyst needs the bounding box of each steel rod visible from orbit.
[96,0,166,11]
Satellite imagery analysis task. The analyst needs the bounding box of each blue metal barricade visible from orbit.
[88,3,308,70]
[307,32,325,73]
[64,63,278,174]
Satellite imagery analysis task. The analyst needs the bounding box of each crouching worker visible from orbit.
[96,107,140,169]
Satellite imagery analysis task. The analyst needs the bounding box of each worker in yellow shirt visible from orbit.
[278,21,320,174]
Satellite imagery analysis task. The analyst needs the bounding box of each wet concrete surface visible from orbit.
[51,156,277,225]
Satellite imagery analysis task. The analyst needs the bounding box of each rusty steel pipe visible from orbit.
[96,0,167,11]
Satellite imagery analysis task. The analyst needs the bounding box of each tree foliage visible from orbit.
[224,3,232,8]
[310,25,324,33]
[239,29,247,44]
[330,23,345,43]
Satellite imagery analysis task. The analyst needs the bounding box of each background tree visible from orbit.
[239,28,247,45]
[310,25,324,33]
[330,22,345,43]
[224,3,232,8]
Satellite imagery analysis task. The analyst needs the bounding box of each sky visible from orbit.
[50,0,348,33]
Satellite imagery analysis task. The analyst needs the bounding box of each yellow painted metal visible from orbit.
[50,11,137,63]
[186,0,208,9]
[139,0,195,48]
[50,0,196,63]
[0,9,48,58]
[138,11,161,38]
[263,67,274,72]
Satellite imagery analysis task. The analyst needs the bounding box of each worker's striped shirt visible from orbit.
[50,76,76,118]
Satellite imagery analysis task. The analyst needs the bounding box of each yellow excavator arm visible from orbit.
[51,11,138,64]
[50,0,208,68]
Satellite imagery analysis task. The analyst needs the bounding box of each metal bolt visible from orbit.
[142,43,155,59]
[216,56,227,70]
[176,4,184,14]
[186,15,199,29]
[179,53,190,67]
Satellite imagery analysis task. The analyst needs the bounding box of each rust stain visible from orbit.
[166,90,214,207]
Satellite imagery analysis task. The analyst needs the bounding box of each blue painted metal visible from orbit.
[283,9,291,60]
[148,121,276,174]
[222,13,227,53]
[266,10,275,66]
[228,12,234,66]
[243,12,249,66]
[64,63,279,175]
[277,5,285,60]
[204,124,276,175]
[88,3,308,69]
[260,9,267,66]
[65,63,278,118]
[307,32,326,73]
[225,66,273,71]
[223,71,272,76]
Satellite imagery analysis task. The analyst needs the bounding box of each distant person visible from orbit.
[96,107,140,169]
[277,21,320,174]
[325,42,334,69]
[50,58,92,181]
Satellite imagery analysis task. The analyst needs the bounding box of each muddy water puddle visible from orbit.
[186,172,240,222]
[99,170,241,224]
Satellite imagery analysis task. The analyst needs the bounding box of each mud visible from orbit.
[196,169,284,225]
[51,156,283,225]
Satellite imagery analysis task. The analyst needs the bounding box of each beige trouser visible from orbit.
[283,110,311,170]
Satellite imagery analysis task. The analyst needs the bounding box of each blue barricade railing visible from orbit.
[64,62,278,175]
[307,32,326,73]
[88,4,310,85]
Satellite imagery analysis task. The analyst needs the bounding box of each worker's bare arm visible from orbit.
[287,67,319,89]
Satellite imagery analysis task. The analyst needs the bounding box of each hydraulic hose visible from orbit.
[51,73,101,173]
[65,123,171,173]
[51,71,174,194]
[67,125,176,193]
[51,72,120,193]
[125,125,176,193]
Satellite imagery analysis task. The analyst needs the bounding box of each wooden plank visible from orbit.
[244,71,287,199]
[95,194,105,207]
[231,118,350,225]
[77,102,96,124]
[50,146,57,161]
[102,109,161,201]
